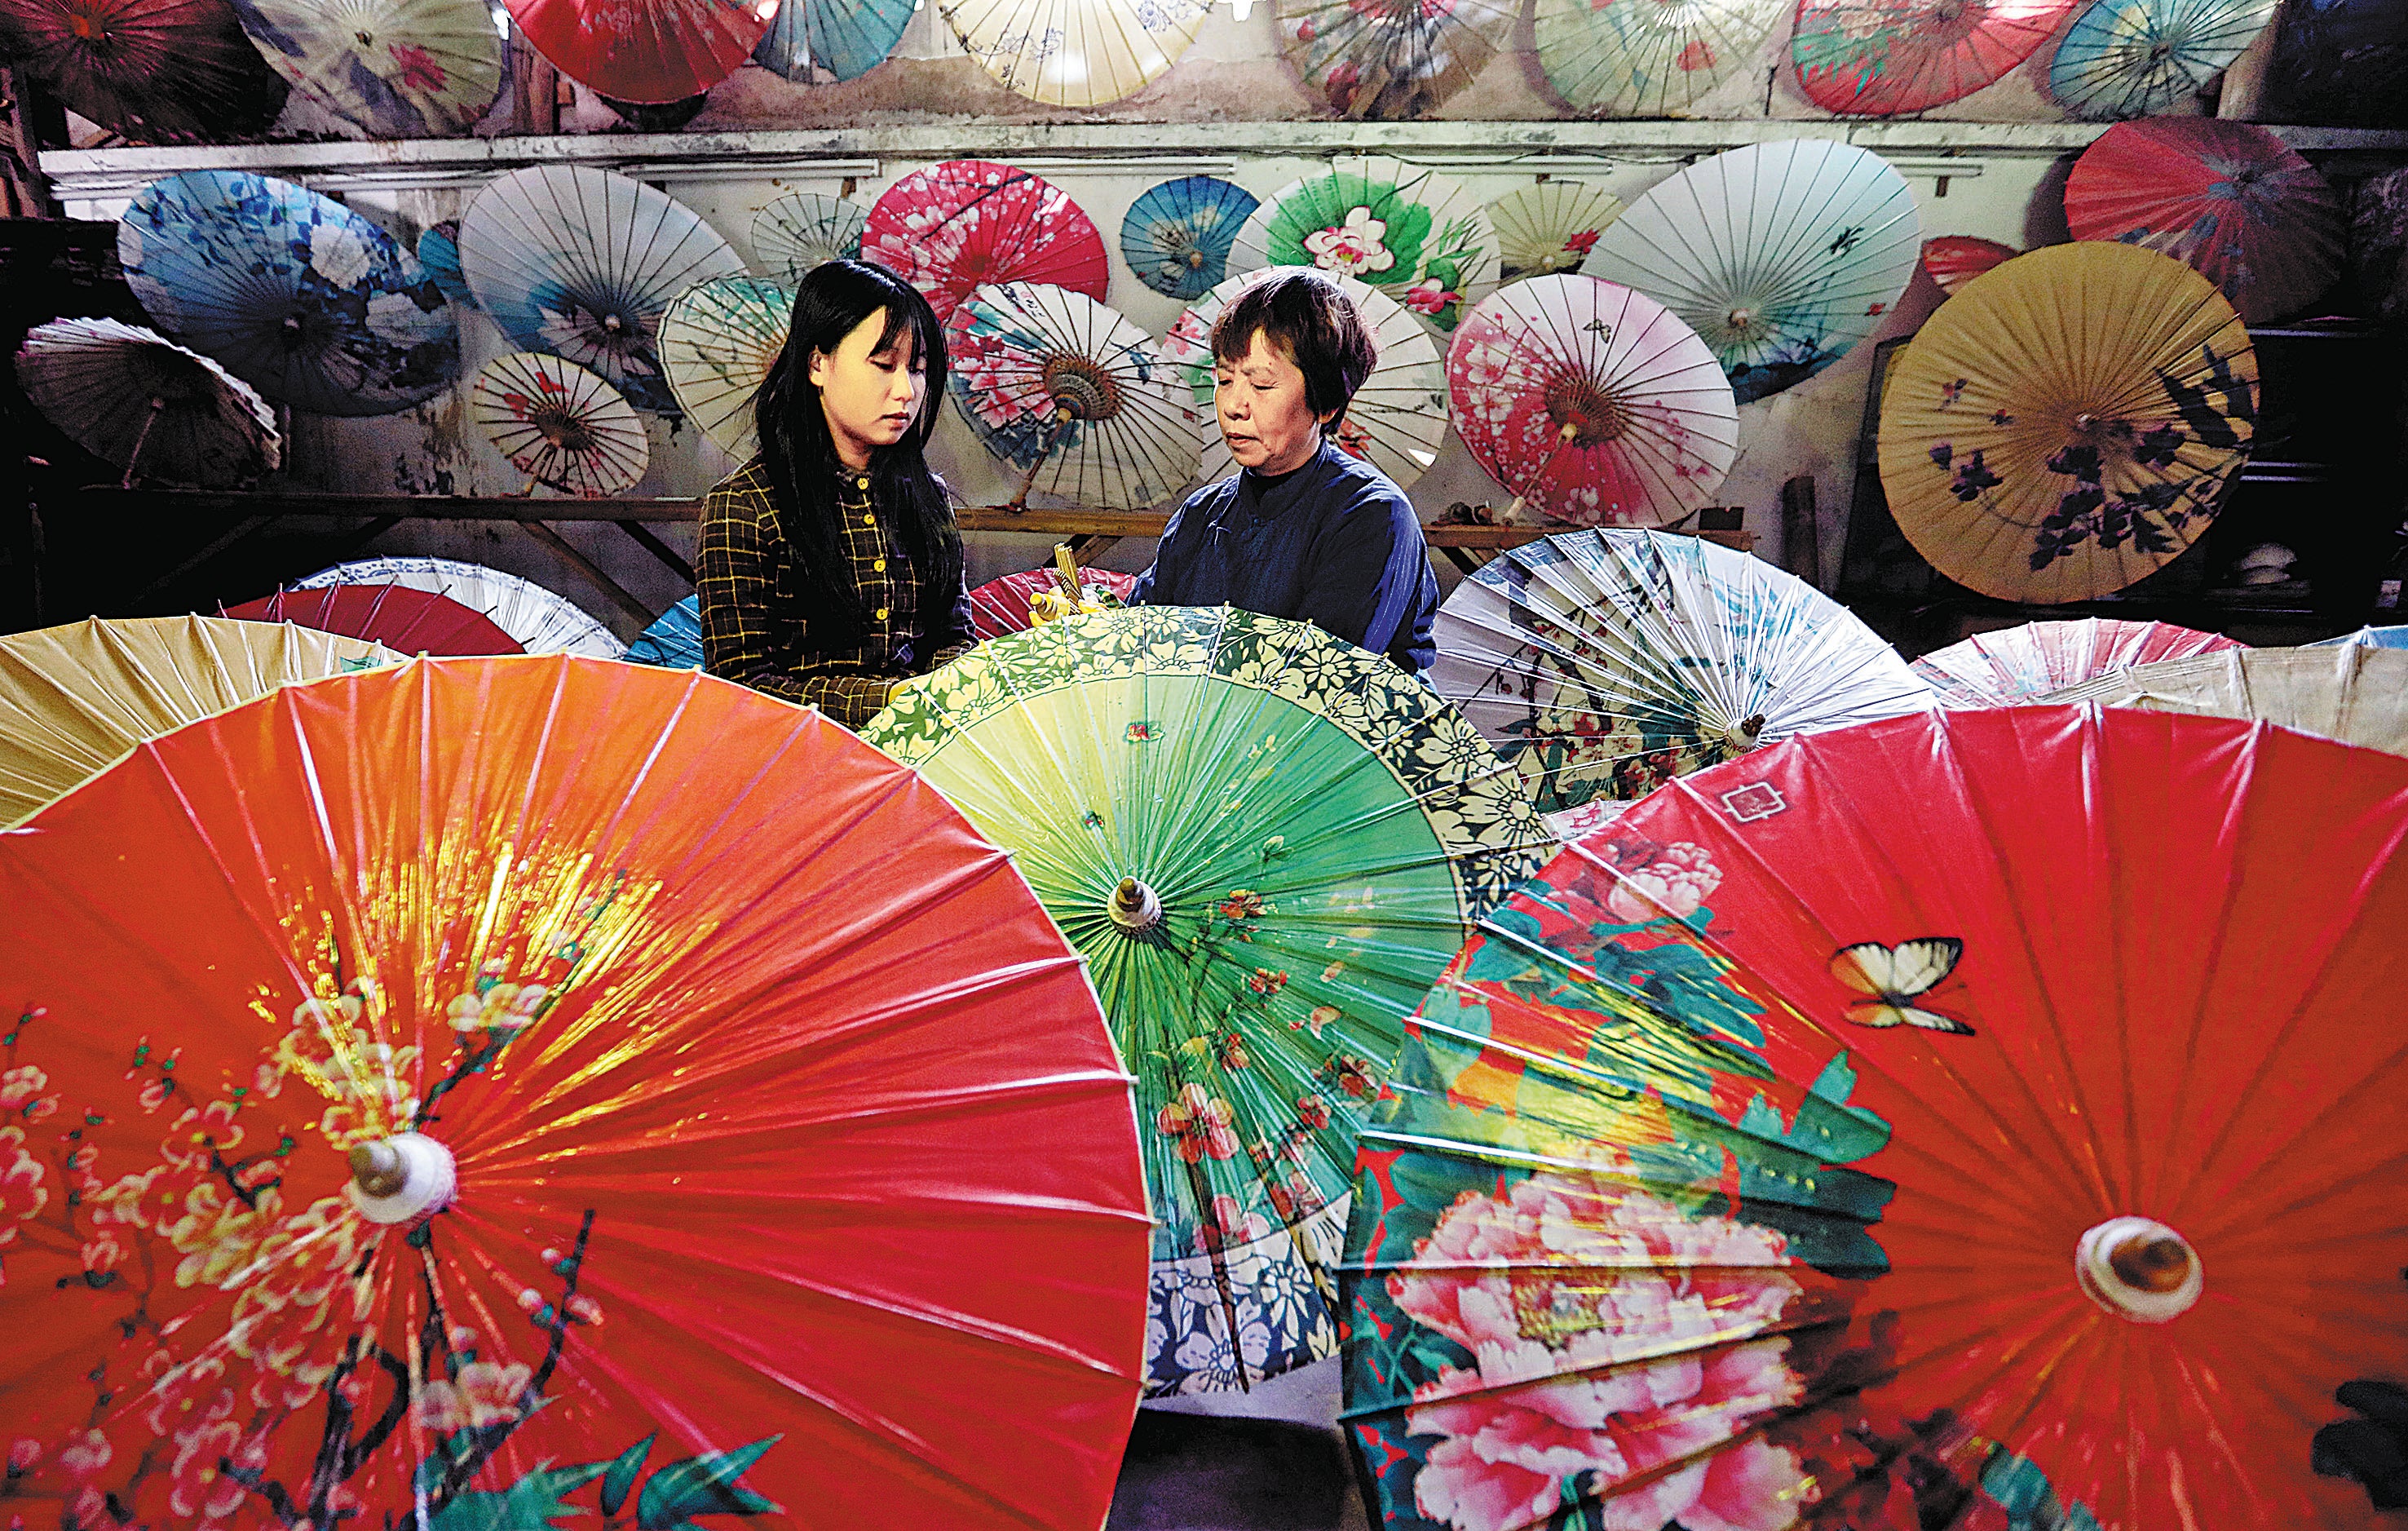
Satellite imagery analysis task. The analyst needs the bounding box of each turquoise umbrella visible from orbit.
[2049,0,2278,118]
[627,595,703,666]
[2313,625,2408,649]
[751,0,912,79]
[1120,176,1259,300]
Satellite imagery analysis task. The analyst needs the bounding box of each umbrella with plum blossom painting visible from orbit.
[1231,157,1499,337]
[1792,0,2081,113]
[1343,703,2408,1531]
[859,159,1111,329]
[861,605,1553,1398]
[0,655,1152,1531]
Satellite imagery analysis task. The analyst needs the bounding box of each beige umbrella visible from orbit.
[2040,645,2408,757]
[938,0,1209,105]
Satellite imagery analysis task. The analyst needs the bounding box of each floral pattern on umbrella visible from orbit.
[1275,0,1519,119]
[1792,0,2081,113]
[860,159,1111,328]
[228,0,505,137]
[1232,157,1498,335]
[1531,0,1783,117]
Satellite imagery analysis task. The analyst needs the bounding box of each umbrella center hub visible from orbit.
[1543,378,1629,447]
[68,9,104,38]
[1109,876,1164,935]
[528,403,598,454]
[1042,356,1123,423]
[347,1133,457,1225]
[2075,1215,2201,1323]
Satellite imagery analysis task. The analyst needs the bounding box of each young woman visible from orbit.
[697,259,971,727]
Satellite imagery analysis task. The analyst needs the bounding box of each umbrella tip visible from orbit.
[348,1139,405,1196]
[2075,1215,2200,1323]
[347,1133,458,1224]
[1110,876,1164,935]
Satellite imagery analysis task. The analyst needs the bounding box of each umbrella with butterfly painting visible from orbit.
[1911,617,2241,706]
[1342,702,2408,1531]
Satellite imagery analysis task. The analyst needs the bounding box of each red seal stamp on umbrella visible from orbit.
[1718,781,1787,822]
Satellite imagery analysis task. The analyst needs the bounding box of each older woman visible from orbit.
[1132,271,1438,673]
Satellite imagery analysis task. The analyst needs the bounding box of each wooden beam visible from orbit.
[521,520,653,626]
[612,519,693,582]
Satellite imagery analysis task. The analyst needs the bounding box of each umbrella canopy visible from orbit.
[1911,616,2242,706]
[1430,527,1933,815]
[2049,0,2278,117]
[2066,116,2344,325]
[1876,241,2255,604]
[968,564,1139,641]
[295,555,623,657]
[860,159,1111,328]
[750,0,911,80]
[1579,139,1919,405]
[1275,0,1518,118]
[860,606,1550,1397]
[223,582,525,654]
[1342,704,2408,1531]
[502,0,767,100]
[659,276,793,461]
[0,0,285,142]
[0,656,1150,1531]
[228,0,502,136]
[937,0,1210,104]
[1160,266,1449,493]
[458,165,745,414]
[2316,624,2408,649]
[1446,274,1738,528]
[0,613,391,825]
[15,316,279,489]
[1920,233,2016,294]
[118,170,458,418]
[625,594,702,666]
[749,191,864,283]
[947,281,1196,511]
[1792,0,2080,113]
[1121,175,1260,300]
[471,352,652,498]
[416,218,475,308]
[1233,157,1499,336]
[2040,644,2408,756]
[1531,0,1783,117]
[1487,181,1625,281]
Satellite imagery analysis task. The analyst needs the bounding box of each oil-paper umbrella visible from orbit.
[861,606,1551,1397]
[223,582,524,654]
[2066,116,2344,325]
[938,0,1210,104]
[117,170,458,417]
[1121,176,1260,301]
[15,316,280,489]
[1911,616,2241,706]
[0,0,286,142]
[228,0,503,136]
[1920,233,2016,295]
[1792,0,2081,113]
[295,555,623,657]
[2317,624,2408,649]
[1160,267,1449,493]
[659,276,793,460]
[502,0,768,100]
[968,564,1139,641]
[2041,644,2408,757]
[947,281,1197,511]
[1877,241,2256,604]
[1487,181,1625,281]
[625,594,702,666]
[1430,527,1933,816]
[0,656,1151,1531]
[1275,0,1518,118]
[749,192,864,283]
[1233,157,1498,335]
[458,165,745,414]
[0,613,391,825]
[1446,275,1739,528]
[1580,139,1920,404]
[1342,703,2408,1531]
[1532,0,1783,117]
[750,0,912,81]
[471,352,652,498]
[416,219,475,308]
[860,159,1111,328]
[2263,0,2408,128]
[2049,0,2278,117]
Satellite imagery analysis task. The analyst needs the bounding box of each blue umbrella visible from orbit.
[752,0,912,80]
[416,219,476,308]
[117,170,458,418]
[2049,0,2278,119]
[627,595,702,667]
[2313,625,2408,649]
[1119,176,1260,301]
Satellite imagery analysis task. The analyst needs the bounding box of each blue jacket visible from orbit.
[1131,440,1439,673]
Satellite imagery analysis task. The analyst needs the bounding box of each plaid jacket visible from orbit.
[696,458,973,728]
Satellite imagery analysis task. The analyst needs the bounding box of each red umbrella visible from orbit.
[501,0,771,103]
[0,0,286,141]
[1911,616,2242,706]
[1792,0,2079,113]
[223,583,526,655]
[0,656,1150,1531]
[860,160,1111,327]
[1920,233,2015,294]
[967,564,1138,642]
[2066,116,2346,325]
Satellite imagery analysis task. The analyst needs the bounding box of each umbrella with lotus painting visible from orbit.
[1231,157,1499,336]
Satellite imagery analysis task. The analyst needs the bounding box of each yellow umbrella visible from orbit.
[0,614,394,825]
[1877,241,2256,604]
[2040,645,2408,757]
[937,0,1209,105]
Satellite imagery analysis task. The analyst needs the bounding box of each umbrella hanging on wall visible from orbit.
[1580,139,1920,405]
[501,0,768,101]
[416,218,476,307]
[947,281,1196,511]
[227,0,503,136]
[1792,0,2081,113]
[117,170,457,417]
[223,582,524,654]
[1446,274,1738,528]
[1531,0,1783,117]
[296,555,624,657]
[457,164,746,414]
[1159,266,1449,493]
[15,316,280,489]
[1912,616,2241,706]
[1487,180,1626,281]
[659,276,794,460]
[471,352,653,499]
[2065,116,2344,325]
[0,0,287,142]
[1275,0,1518,118]
[1121,176,1260,301]
[1877,241,2256,604]
[749,191,864,283]
[625,594,702,666]
[1920,232,2017,294]
[860,159,1111,328]
[968,564,1139,641]
[936,0,1211,105]
[2041,645,2408,757]
[2048,0,2279,117]
[1231,157,1499,336]
[750,0,912,80]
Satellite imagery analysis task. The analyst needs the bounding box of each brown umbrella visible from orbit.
[0,0,286,141]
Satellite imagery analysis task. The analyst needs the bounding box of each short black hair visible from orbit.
[1208,272,1377,433]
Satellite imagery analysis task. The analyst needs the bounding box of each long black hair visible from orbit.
[753,258,964,650]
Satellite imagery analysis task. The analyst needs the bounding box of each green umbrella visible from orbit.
[862,605,1550,1396]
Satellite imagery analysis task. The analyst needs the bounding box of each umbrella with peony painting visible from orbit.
[1911,615,2241,706]
[1231,157,1500,337]
[0,656,1152,1531]
[1343,702,2408,1531]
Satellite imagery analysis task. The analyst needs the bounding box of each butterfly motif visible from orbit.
[1830,938,1973,1035]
